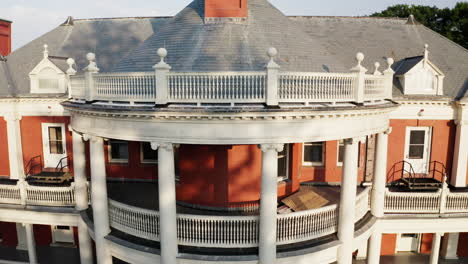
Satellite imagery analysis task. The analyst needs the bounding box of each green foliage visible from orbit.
[371,2,468,49]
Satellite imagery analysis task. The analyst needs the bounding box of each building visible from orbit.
[0,0,467,263]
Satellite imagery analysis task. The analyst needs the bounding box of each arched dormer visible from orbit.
[29,44,67,94]
[395,44,445,96]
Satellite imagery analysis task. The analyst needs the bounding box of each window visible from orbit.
[140,142,158,164]
[278,144,290,182]
[303,142,324,166]
[337,140,360,167]
[109,140,129,163]
[408,131,426,159]
[48,126,64,154]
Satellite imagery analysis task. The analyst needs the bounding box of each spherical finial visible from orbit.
[387,57,394,67]
[267,47,278,58]
[157,48,168,59]
[356,52,364,63]
[374,62,380,68]
[66,58,75,66]
[44,44,48,49]
[425,43,429,49]
[86,52,96,62]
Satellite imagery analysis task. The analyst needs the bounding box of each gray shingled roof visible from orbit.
[113,0,347,73]
[290,16,468,99]
[0,0,467,99]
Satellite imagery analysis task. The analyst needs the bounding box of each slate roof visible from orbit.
[113,0,348,73]
[0,0,467,99]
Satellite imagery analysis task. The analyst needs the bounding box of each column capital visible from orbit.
[259,143,284,153]
[84,135,103,143]
[150,142,179,151]
[4,112,22,122]
[384,127,393,135]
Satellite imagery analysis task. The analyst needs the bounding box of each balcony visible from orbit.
[68,51,394,107]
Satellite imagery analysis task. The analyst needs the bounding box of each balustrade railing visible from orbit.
[355,187,371,222]
[108,189,370,248]
[278,73,356,103]
[168,72,266,104]
[0,181,79,207]
[68,51,394,106]
[384,190,441,213]
[445,192,468,213]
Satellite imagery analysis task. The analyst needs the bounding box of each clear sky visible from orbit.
[0,0,461,51]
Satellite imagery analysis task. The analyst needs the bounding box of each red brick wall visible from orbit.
[387,120,456,183]
[0,20,11,56]
[0,118,9,176]
[458,233,468,257]
[0,222,17,247]
[298,141,366,183]
[205,0,248,18]
[20,116,73,174]
[381,234,397,255]
[33,224,52,246]
[420,233,434,254]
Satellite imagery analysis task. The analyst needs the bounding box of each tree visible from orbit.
[371,3,468,49]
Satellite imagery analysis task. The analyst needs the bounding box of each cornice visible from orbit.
[66,105,396,122]
[0,98,67,104]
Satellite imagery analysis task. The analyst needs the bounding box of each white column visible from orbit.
[259,144,283,264]
[4,113,25,180]
[371,130,389,218]
[152,142,178,264]
[24,224,37,264]
[337,138,359,264]
[89,136,112,264]
[72,131,93,264]
[367,232,382,264]
[451,121,468,187]
[78,218,93,264]
[430,233,442,264]
[441,233,459,260]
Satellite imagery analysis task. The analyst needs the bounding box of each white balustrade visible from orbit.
[276,204,338,245]
[168,72,266,103]
[94,73,156,103]
[0,183,21,204]
[25,183,76,206]
[278,72,357,103]
[364,75,387,101]
[445,192,468,213]
[70,75,86,99]
[354,187,371,222]
[384,189,441,213]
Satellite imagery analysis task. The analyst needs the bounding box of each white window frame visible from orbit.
[41,123,67,168]
[277,144,290,182]
[108,140,129,164]
[403,126,432,174]
[302,142,324,166]
[140,142,158,164]
[337,140,344,167]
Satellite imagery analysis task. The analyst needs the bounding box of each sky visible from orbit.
[0,0,461,51]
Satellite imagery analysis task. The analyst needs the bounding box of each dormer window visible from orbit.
[29,44,67,94]
[395,44,445,96]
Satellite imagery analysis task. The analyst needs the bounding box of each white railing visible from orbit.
[276,204,337,245]
[94,72,156,103]
[108,192,372,248]
[69,51,394,105]
[0,182,78,207]
[364,75,387,101]
[384,189,441,213]
[25,183,75,207]
[177,213,259,247]
[0,184,21,204]
[278,72,356,103]
[168,72,266,104]
[355,187,371,222]
[445,192,468,213]
[109,199,160,241]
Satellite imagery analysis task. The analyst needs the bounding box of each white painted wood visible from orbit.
[51,225,75,244]
[430,233,442,264]
[29,45,67,94]
[4,113,25,180]
[371,131,389,218]
[89,136,112,264]
[404,126,432,173]
[16,223,27,251]
[72,131,88,211]
[41,123,67,168]
[397,233,420,252]
[451,122,468,187]
[337,138,359,264]
[367,232,382,264]
[78,217,94,264]
[441,233,459,260]
[25,223,38,264]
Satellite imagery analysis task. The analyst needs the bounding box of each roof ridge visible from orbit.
[72,16,172,22]
[417,24,468,55]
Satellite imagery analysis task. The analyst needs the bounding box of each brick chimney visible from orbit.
[0,19,12,56]
[205,0,248,19]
